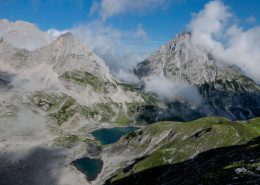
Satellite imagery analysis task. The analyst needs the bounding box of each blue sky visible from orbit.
[0,0,259,44]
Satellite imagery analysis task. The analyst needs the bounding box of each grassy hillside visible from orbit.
[105,117,260,184]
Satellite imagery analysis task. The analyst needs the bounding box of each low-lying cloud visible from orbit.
[11,63,61,92]
[189,0,260,84]
[0,106,48,141]
[144,75,202,105]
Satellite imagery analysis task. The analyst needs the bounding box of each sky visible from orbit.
[0,0,260,83]
[0,0,259,47]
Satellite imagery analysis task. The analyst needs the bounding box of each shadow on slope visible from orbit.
[136,86,260,124]
[106,137,260,185]
[0,147,64,185]
[136,101,204,124]
[0,71,13,88]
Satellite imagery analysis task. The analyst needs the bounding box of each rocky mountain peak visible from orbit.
[135,31,240,86]
[135,31,260,120]
[56,32,80,45]
[168,31,191,45]
[57,32,74,39]
[50,32,92,55]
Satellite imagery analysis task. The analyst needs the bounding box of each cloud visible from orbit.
[0,19,54,50]
[115,69,139,83]
[135,24,148,40]
[11,63,62,92]
[47,21,151,76]
[245,16,256,24]
[47,28,69,38]
[92,0,169,20]
[0,18,150,82]
[189,0,231,50]
[0,105,48,141]
[90,0,100,16]
[189,0,260,84]
[72,22,149,72]
[144,75,202,105]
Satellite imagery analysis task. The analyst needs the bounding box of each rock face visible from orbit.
[135,32,260,121]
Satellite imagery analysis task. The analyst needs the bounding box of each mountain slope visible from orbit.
[135,32,260,121]
[0,32,147,131]
[107,137,260,185]
[0,30,148,185]
[102,117,260,185]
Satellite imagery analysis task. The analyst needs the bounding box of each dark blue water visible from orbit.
[91,127,139,145]
[72,158,103,181]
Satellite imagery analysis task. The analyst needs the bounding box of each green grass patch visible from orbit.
[60,70,104,91]
[110,116,260,180]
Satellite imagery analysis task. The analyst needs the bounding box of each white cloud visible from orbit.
[115,69,139,83]
[0,106,48,141]
[47,28,68,38]
[144,75,202,105]
[92,0,169,20]
[189,0,230,50]
[0,19,53,50]
[189,0,260,84]
[134,24,148,40]
[47,21,151,75]
[11,63,62,92]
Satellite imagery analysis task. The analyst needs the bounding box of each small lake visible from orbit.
[72,158,103,181]
[90,127,139,145]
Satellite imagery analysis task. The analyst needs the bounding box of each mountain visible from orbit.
[0,20,260,185]
[135,32,260,121]
[0,32,147,129]
[0,26,149,185]
[102,117,260,185]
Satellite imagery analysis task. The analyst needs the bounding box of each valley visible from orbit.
[0,17,260,185]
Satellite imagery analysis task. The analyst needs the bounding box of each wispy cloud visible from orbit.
[91,0,170,21]
[245,16,256,24]
[189,0,260,84]
[144,75,202,105]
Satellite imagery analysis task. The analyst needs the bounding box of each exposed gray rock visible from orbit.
[135,32,260,121]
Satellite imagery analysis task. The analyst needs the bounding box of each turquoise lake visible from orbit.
[72,127,139,181]
[72,158,103,181]
[90,127,139,145]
